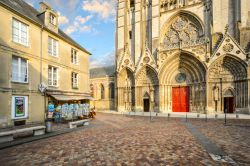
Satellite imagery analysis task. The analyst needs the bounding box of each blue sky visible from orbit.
[25,0,116,68]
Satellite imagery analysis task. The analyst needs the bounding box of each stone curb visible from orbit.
[98,111,250,120]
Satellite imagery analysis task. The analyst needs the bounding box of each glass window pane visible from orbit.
[20,59,27,82]
[12,57,19,81]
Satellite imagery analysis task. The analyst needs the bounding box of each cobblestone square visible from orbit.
[0,113,249,166]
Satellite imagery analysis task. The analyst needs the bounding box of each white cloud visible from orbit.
[57,12,69,25]
[75,15,93,24]
[80,25,92,32]
[65,15,93,34]
[82,0,116,20]
[90,52,115,68]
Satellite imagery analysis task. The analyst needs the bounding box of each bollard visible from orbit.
[215,114,218,118]
[236,114,239,118]
[186,112,188,122]
[167,113,170,121]
[197,114,200,118]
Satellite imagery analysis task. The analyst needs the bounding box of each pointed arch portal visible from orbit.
[159,52,206,112]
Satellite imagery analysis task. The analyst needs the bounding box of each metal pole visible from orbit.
[224,109,227,125]
[150,110,152,121]
[186,111,187,122]
[205,109,207,122]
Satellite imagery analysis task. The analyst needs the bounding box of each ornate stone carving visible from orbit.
[191,46,206,55]
[161,14,206,51]
[136,66,158,86]
[143,56,150,63]
[209,56,247,80]
[124,59,130,65]
[163,15,200,49]
[223,43,234,52]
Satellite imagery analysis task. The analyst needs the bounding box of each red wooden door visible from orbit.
[172,87,189,112]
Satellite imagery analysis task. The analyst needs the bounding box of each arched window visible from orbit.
[100,84,105,99]
[109,83,115,99]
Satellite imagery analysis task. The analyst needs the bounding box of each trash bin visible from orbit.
[45,120,52,133]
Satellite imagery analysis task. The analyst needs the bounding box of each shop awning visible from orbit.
[50,94,94,101]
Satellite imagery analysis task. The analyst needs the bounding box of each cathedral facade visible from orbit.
[115,0,250,114]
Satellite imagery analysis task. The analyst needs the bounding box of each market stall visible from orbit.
[46,92,93,122]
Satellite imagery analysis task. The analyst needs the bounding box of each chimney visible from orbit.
[39,2,52,13]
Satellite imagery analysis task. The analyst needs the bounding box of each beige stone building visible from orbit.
[116,0,250,114]
[90,66,116,111]
[0,0,91,128]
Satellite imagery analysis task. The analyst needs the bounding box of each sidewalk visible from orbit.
[0,120,92,150]
[98,110,250,119]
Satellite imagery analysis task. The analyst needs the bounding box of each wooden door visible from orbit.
[143,99,150,112]
[224,97,234,113]
[172,87,189,112]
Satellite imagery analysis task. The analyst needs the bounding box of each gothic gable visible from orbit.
[209,33,248,66]
[117,44,135,73]
[135,44,157,75]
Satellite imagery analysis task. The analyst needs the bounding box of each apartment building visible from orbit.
[0,0,91,128]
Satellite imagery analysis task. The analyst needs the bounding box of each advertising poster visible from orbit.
[12,96,28,120]
[15,97,25,117]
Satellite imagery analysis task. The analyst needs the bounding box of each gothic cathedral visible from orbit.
[115,0,250,114]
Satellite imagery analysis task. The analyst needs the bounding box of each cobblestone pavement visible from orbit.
[0,113,249,166]
[191,119,250,166]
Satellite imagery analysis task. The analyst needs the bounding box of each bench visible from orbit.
[0,126,45,143]
[69,119,90,129]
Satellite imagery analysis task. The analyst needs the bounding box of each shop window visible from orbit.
[12,56,28,83]
[12,18,29,46]
[48,36,58,57]
[71,48,78,64]
[48,66,58,86]
[100,84,105,99]
[72,72,79,88]
[11,96,28,120]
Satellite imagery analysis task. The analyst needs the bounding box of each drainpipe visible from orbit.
[40,25,46,121]
[40,25,44,83]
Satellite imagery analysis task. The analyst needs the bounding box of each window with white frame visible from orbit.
[49,13,56,25]
[12,56,28,83]
[48,37,58,57]
[71,49,78,64]
[12,18,29,46]
[48,66,58,86]
[72,72,78,88]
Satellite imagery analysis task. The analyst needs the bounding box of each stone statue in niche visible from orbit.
[213,86,219,101]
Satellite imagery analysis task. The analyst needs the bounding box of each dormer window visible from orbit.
[49,13,56,25]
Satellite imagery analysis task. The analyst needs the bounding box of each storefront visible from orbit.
[46,91,93,122]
